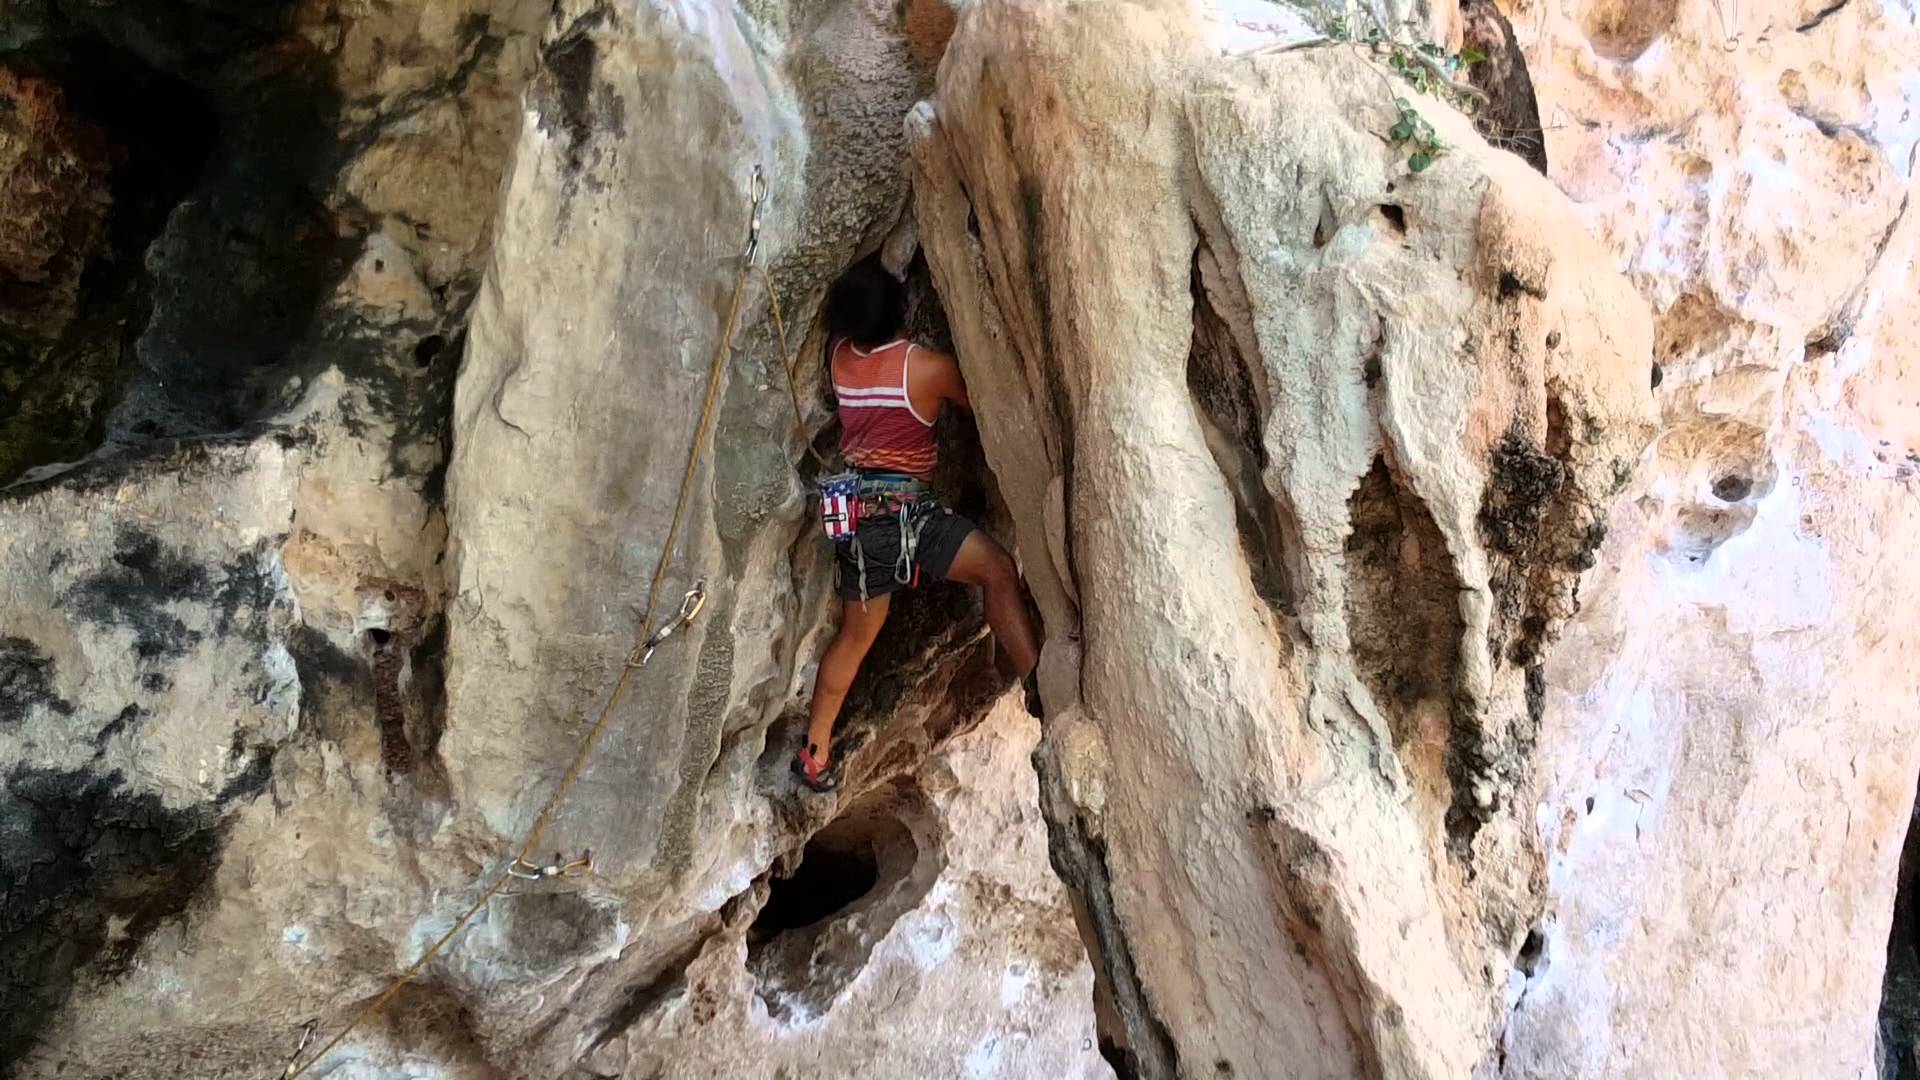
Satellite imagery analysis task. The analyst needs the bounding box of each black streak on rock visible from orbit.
[56,529,209,658]
[0,766,228,1071]
[91,703,144,751]
[0,638,75,726]
[55,529,279,661]
[1034,752,1181,1080]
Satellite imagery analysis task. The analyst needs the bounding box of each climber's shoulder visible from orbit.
[907,344,969,411]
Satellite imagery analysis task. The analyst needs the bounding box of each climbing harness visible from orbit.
[282,166,772,1080]
[833,472,943,603]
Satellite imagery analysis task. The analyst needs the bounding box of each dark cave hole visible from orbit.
[365,627,392,649]
[1711,474,1752,502]
[745,784,936,1021]
[0,36,220,484]
[749,825,883,940]
[413,334,448,368]
[1515,925,1547,977]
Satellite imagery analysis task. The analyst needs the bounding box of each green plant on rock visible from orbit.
[1314,6,1487,174]
[1388,97,1442,173]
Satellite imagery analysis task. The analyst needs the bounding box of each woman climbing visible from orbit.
[792,258,1040,792]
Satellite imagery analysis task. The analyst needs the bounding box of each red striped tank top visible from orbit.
[832,338,937,477]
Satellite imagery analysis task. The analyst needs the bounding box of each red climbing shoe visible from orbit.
[791,744,838,793]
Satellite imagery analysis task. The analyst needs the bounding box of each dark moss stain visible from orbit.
[287,624,374,743]
[1570,520,1608,572]
[1479,430,1565,558]
[0,638,74,726]
[91,703,144,751]
[54,529,279,660]
[536,4,616,179]
[1497,268,1547,301]
[1524,664,1546,727]
[0,765,229,1071]
[1443,687,1496,860]
[55,529,209,659]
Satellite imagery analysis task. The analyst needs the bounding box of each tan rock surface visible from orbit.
[603,699,1106,1080]
[911,1,1655,1074]
[3,0,1917,1075]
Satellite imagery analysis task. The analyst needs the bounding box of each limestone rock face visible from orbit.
[2,0,1917,1076]
[911,3,1656,1076]
[2,0,1091,1077]
[1495,0,1920,1074]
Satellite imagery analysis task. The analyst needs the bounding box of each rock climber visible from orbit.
[791,258,1040,792]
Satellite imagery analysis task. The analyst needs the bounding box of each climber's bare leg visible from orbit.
[804,594,892,767]
[945,530,1039,677]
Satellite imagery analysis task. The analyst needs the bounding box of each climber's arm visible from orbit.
[908,347,971,416]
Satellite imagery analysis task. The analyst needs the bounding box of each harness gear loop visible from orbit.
[628,582,707,668]
[284,163,764,1080]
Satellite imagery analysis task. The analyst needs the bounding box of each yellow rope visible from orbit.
[762,265,828,469]
[283,175,764,1080]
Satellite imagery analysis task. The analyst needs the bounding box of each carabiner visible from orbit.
[628,580,708,668]
[743,164,769,263]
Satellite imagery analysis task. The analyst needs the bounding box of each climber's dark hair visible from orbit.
[824,257,905,348]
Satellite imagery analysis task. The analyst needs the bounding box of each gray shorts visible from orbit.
[835,508,976,600]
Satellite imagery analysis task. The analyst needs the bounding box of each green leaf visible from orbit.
[1409,151,1433,172]
[1390,120,1412,141]
[1459,47,1487,64]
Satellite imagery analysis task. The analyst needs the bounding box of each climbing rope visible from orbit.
[762,261,828,469]
[282,165,772,1079]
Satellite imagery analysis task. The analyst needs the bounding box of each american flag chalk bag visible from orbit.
[817,471,862,541]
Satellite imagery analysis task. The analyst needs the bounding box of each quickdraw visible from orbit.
[628,583,708,668]
[507,850,594,881]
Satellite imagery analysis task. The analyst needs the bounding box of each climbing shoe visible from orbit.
[791,744,838,793]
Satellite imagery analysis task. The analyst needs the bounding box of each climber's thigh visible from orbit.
[913,512,979,584]
[833,592,891,647]
[938,523,1014,589]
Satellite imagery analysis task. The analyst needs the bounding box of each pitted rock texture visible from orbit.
[1495,0,1920,1074]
